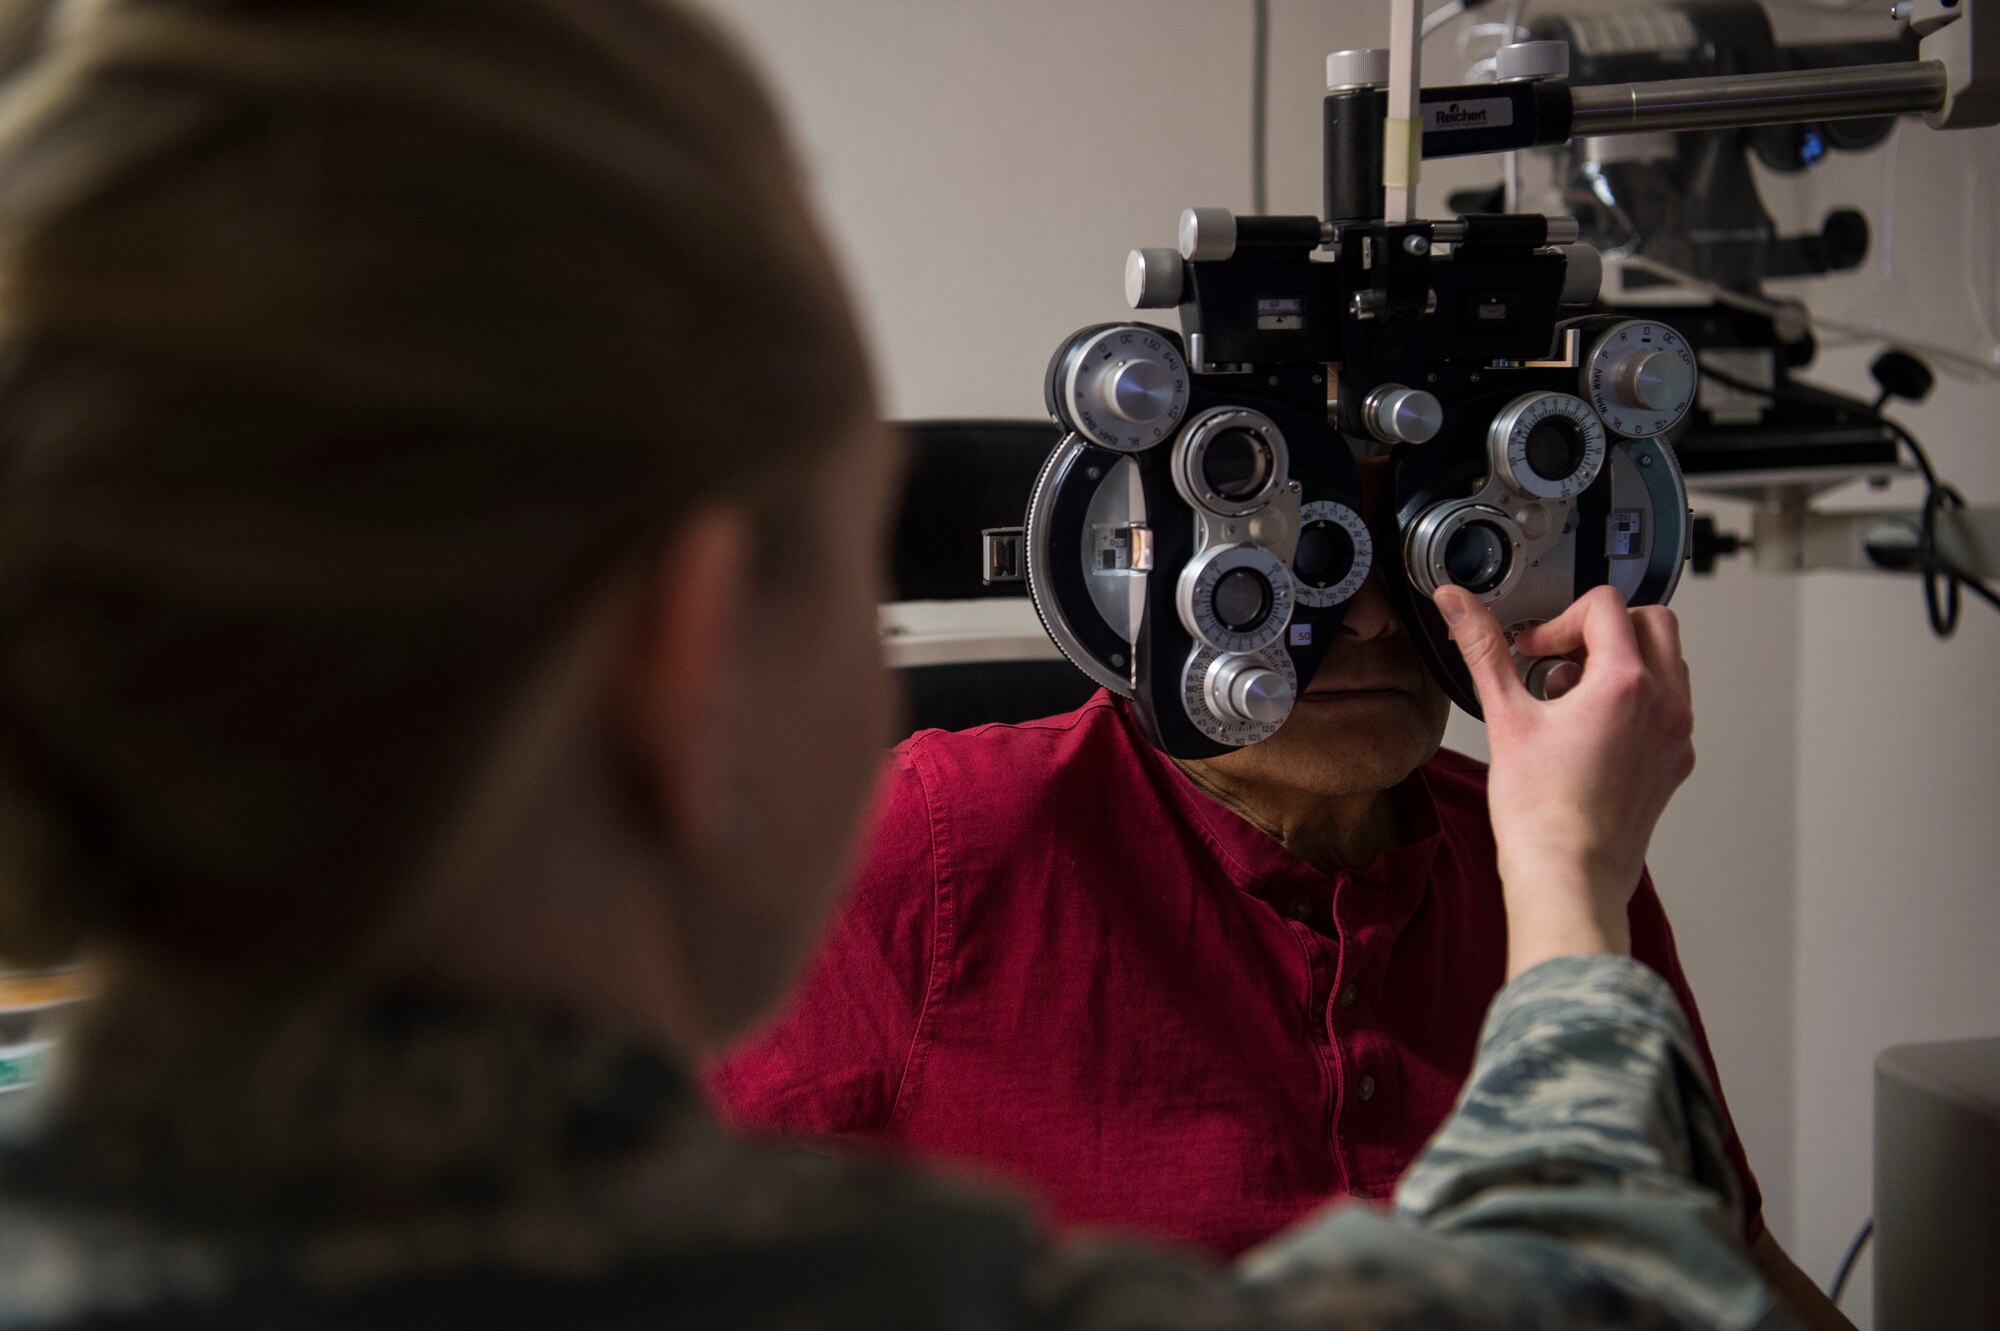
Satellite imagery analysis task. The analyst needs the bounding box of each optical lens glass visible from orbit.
[1212,568,1274,631]
[1292,521,1355,589]
[1201,429,1272,501]
[1442,521,1510,595]
[1525,418,1585,483]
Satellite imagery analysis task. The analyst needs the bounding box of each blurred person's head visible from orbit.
[0,0,892,1051]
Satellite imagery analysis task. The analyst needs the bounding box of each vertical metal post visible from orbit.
[1383,0,1424,223]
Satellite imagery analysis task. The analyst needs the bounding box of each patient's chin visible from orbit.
[1242,693,1447,796]
[1182,665,1450,799]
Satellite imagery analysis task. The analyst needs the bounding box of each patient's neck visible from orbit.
[1175,760,1405,877]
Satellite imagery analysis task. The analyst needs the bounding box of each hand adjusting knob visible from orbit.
[1207,654,1296,726]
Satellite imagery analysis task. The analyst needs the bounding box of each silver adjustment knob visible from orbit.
[1616,349,1683,412]
[1581,320,1697,439]
[1326,48,1390,90]
[1520,654,1582,701]
[1180,644,1297,746]
[1179,207,1237,262]
[1101,356,1174,424]
[1206,654,1296,726]
[1364,385,1444,445]
[1125,247,1186,310]
[1054,324,1189,451]
[1496,40,1570,81]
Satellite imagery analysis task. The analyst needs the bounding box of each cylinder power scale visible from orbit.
[1582,319,1698,440]
[1051,325,1190,452]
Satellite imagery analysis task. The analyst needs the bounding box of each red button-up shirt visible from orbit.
[707,692,1762,1259]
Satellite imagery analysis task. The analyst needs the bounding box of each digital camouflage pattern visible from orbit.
[0,955,1789,1330]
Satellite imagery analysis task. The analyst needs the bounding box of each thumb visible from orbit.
[1433,587,1526,717]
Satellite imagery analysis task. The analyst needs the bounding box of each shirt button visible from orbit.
[1356,1075,1376,1102]
[1286,896,1313,921]
[1338,983,1359,1010]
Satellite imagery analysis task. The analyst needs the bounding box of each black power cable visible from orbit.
[1872,419,2000,629]
[1693,359,2000,635]
[1828,1216,1874,1306]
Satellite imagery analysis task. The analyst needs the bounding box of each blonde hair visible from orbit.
[0,0,873,978]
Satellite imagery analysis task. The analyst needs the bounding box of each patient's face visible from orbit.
[1189,567,1450,800]
[1183,459,1449,802]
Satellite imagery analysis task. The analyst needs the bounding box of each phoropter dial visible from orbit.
[1178,543,1294,654]
[1291,499,1372,608]
[1051,324,1189,452]
[1582,319,1696,439]
[1489,391,1607,501]
[1181,643,1298,747]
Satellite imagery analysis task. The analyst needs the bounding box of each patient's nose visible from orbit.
[1340,568,1398,641]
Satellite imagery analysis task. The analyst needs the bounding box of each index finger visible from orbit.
[1510,585,1643,666]
[1631,605,1691,706]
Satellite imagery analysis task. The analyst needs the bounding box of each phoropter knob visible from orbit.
[1582,320,1697,439]
[1616,349,1685,412]
[1126,248,1186,310]
[1206,654,1296,726]
[1101,356,1175,425]
[1179,207,1237,262]
[1557,243,1603,306]
[1050,323,1189,452]
[1364,385,1444,445]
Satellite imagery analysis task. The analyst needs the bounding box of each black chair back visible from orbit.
[888,420,1098,737]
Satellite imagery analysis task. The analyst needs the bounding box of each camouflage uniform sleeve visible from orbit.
[1028,955,1793,1331]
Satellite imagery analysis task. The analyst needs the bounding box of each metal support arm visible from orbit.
[1752,506,2000,580]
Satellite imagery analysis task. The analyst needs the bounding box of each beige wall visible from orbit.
[1752,28,2000,1311]
[706,0,2000,1303]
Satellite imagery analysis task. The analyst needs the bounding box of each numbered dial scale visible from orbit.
[1181,644,1299,748]
[1177,543,1295,654]
[1490,391,1608,501]
[1581,319,1697,440]
[1292,499,1371,608]
[1050,324,1190,452]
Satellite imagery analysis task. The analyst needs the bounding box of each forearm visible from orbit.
[1237,955,1787,1329]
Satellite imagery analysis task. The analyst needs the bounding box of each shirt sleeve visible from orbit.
[1628,869,1767,1244]
[1026,956,1789,1331]
[701,748,944,1145]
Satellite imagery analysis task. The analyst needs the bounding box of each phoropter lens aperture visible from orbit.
[1293,520,1355,590]
[1442,521,1510,595]
[1201,429,1271,501]
[1525,417,1586,483]
[1211,568,1274,632]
